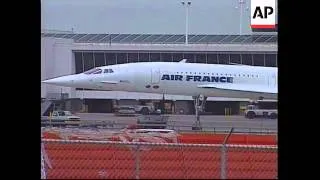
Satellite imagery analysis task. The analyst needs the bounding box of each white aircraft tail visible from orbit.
[179,59,188,63]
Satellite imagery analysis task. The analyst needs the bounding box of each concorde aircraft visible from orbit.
[42,59,277,101]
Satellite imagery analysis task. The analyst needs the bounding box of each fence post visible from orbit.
[220,127,234,179]
[220,144,226,179]
[41,132,47,179]
[135,144,140,179]
[41,144,46,179]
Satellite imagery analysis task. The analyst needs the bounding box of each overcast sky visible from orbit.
[42,0,253,34]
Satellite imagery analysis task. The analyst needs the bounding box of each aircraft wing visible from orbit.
[197,84,277,94]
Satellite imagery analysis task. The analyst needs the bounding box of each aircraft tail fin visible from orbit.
[179,59,188,63]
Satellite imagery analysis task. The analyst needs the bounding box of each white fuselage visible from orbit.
[43,62,278,100]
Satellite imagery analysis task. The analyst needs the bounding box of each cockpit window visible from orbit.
[83,69,97,74]
[104,69,114,73]
[83,68,102,75]
[92,69,102,74]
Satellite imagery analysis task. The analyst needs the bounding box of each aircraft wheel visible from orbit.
[270,113,277,119]
[247,111,255,119]
[141,107,149,115]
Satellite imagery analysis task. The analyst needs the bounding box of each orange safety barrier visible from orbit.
[43,132,61,139]
[43,131,277,145]
[178,133,277,145]
[43,142,277,179]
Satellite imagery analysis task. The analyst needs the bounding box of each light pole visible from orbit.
[235,0,248,35]
[181,1,191,44]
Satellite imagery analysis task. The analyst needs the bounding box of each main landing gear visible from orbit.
[192,94,207,130]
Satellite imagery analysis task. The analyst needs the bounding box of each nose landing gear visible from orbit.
[192,95,207,130]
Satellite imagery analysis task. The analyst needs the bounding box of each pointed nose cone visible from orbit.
[42,78,59,84]
[42,75,75,87]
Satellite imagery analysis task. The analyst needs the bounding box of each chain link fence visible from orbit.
[41,139,277,179]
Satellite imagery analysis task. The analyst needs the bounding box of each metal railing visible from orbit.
[42,33,277,44]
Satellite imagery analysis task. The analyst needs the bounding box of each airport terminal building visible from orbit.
[41,32,277,115]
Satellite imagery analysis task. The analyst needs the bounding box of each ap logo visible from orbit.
[251,0,277,29]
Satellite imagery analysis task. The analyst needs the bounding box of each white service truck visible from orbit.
[114,105,155,115]
[133,105,155,115]
[244,104,277,119]
[42,111,81,122]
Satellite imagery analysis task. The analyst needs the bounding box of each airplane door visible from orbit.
[269,72,277,87]
[273,73,277,87]
[151,69,160,84]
